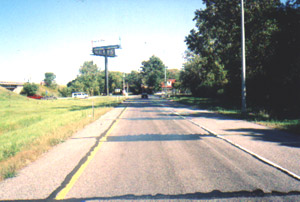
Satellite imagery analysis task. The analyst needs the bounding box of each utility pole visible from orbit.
[241,0,247,115]
[164,66,167,95]
[123,72,125,92]
[104,50,109,96]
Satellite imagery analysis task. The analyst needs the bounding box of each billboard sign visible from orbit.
[92,47,116,57]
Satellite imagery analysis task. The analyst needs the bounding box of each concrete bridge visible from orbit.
[0,81,24,94]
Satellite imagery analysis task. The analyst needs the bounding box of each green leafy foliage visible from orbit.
[66,57,173,96]
[79,61,99,75]
[126,71,143,94]
[44,72,57,88]
[21,83,39,96]
[184,0,300,118]
[67,61,124,95]
[140,55,166,93]
[167,69,180,81]
[109,71,123,93]
[58,87,72,97]
[181,51,227,97]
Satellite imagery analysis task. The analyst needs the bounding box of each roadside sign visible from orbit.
[91,42,121,96]
[92,47,116,57]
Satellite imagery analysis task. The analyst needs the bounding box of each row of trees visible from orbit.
[182,0,300,117]
[64,61,124,96]
[63,57,181,97]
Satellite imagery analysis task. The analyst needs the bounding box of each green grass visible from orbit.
[169,95,300,135]
[0,87,126,179]
[2,164,16,179]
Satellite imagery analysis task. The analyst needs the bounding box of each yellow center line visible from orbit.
[55,107,127,200]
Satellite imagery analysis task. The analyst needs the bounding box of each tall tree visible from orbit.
[127,71,143,94]
[262,0,300,117]
[140,55,166,93]
[181,51,227,97]
[73,61,100,96]
[109,71,123,93]
[67,61,127,96]
[44,72,56,88]
[185,0,281,98]
[184,0,300,117]
[167,69,180,80]
[79,61,99,75]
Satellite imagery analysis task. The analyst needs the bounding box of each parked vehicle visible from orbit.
[141,92,148,99]
[41,96,57,100]
[27,95,43,99]
[72,92,88,99]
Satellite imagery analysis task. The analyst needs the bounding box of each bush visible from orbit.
[21,83,39,96]
[58,87,72,97]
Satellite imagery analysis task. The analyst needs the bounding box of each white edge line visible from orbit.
[173,111,300,181]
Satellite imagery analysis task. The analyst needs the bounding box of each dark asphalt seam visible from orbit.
[46,106,127,200]
[161,102,300,182]
[58,190,300,201]
[2,190,300,201]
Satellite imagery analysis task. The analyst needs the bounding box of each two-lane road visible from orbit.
[1,96,300,201]
[55,97,300,201]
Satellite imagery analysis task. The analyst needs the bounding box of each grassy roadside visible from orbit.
[0,87,126,180]
[168,96,300,135]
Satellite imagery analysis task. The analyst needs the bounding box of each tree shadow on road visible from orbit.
[164,111,239,121]
[105,134,213,142]
[226,128,300,148]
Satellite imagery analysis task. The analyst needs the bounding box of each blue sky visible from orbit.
[0,0,203,84]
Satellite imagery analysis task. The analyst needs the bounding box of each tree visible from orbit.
[58,86,72,97]
[79,61,99,75]
[181,52,227,97]
[127,71,143,94]
[262,0,300,117]
[67,79,84,93]
[185,0,300,117]
[167,69,180,80]
[67,61,128,96]
[44,72,56,88]
[185,1,280,98]
[21,83,39,96]
[67,61,101,96]
[140,55,166,93]
[109,71,123,93]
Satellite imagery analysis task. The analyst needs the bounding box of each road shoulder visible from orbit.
[164,99,300,178]
[0,106,125,200]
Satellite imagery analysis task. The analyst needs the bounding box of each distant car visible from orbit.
[141,93,148,99]
[154,91,165,96]
[27,95,43,99]
[41,96,57,100]
[72,92,88,99]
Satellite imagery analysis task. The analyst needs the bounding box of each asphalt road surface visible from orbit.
[1,96,300,201]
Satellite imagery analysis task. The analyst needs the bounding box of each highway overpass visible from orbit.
[0,81,24,94]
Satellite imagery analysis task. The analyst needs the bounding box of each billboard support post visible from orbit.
[91,44,120,96]
[105,50,109,96]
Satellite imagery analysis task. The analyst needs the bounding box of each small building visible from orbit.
[161,79,176,95]
[161,79,176,89]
